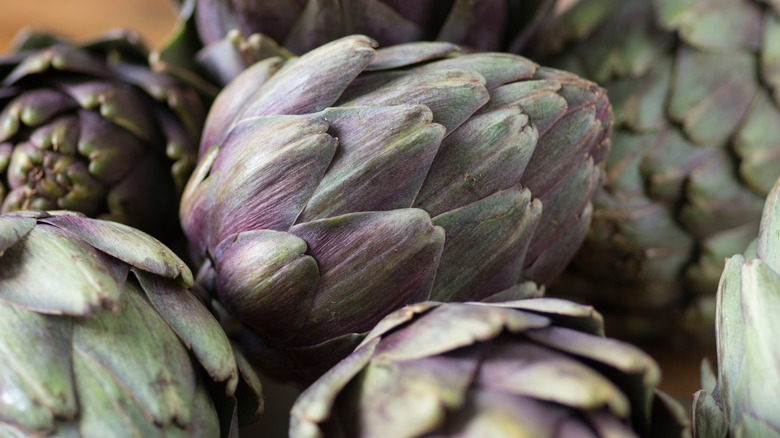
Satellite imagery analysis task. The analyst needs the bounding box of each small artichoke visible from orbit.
[159,0,559,85]
[0,210,262,436]
[290,298,690,438]
[181,35,612,383]
[534,0,780,340]
[0,31,204,240]
[692,177,780,438]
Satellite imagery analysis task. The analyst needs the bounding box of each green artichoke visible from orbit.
[159,0,558,85]
[534,0,780,340]
[0,210,262,436]
[0,31,204,240]
[180,35,612,383]
[692,177,780,438]
[290,298,690,437]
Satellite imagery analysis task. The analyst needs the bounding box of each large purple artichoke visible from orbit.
[181,36,612,383]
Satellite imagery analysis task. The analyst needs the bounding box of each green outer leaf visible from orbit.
[39,215,193,286]
[134,268,239,395]
[757,178,780,270]
[699,358,717,394]
[477,340,631,418]
[734,260,780,431]
[692,390,727,438]
[0,215,34,256]
[491,297,605,336]
[735,413,780,438]
[716,255,746,427]
[526,326,661,387]
[69,346,167,437]
[372,303,550,362]
[0,224,125,315]
[72,280,198,427]
[0,304,75,433]
[186,373,223,438]
[357,301,440,350]
[290,338,380,438]
[341,352,478,437]
[448,390,582,437]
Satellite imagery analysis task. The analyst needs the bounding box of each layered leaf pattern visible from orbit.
[0,210,263,436]
[180,36,612,383]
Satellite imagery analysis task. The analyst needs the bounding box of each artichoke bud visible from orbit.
[0,31,204,241]
[291,299,689,437]
[181,35,612,383]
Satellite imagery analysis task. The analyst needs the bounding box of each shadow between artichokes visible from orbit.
[0,210,262,436]
[180,35,612,384]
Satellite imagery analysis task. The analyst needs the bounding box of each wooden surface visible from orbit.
[2,0,704,429]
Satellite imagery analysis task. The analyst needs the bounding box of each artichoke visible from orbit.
[0,31,204,240]
[534,0,780,340]
[692,177,780,437]
[0,210,262,436]
[159,0,559,85]
[290,298,690,437]
[180,35,612,383]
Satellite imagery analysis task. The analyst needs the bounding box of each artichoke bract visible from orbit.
[290,299,690,437]
[159,0,559,85]
[692,177,780,438]
[0,210,262,436]
[535,0,780,340]
[180,35,612,383]
[0,31,204,240]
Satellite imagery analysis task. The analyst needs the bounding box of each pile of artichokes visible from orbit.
[2,0,780,436]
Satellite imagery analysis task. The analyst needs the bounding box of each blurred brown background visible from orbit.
[2,0,705,431]
[0,0,177,51]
